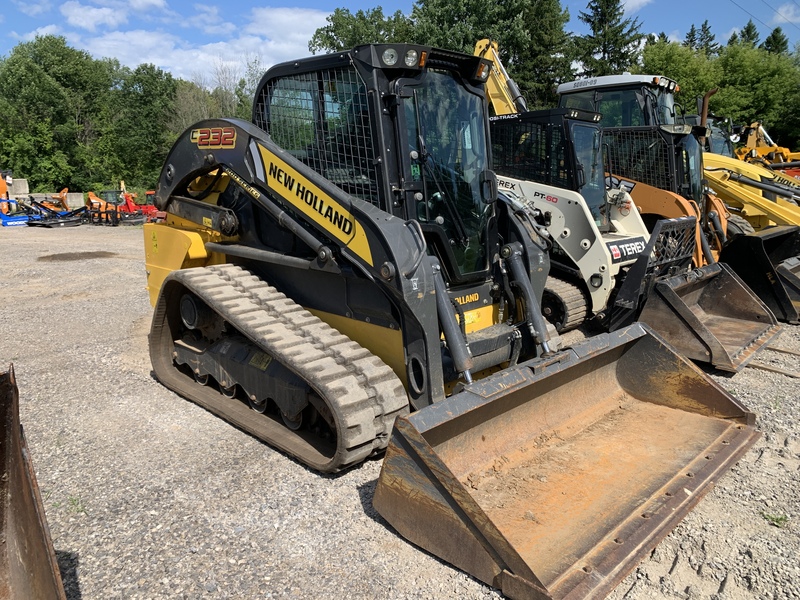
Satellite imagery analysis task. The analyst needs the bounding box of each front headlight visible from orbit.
[382,48,398,66]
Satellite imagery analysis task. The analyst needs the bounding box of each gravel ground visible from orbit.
[0,225,797,600]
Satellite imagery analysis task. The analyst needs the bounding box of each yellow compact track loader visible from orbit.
[0,366,67,599]
[557,73,800,325]
[144,44,760,599]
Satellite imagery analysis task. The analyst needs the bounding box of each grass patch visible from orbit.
[67,496,87,514]
[761,512,789,528]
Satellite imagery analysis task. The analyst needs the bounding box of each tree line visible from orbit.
[1,0,800,193]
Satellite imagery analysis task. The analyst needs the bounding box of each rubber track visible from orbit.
[151,264,409,472]
[543,275,589,332]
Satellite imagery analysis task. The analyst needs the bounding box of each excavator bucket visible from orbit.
[719,225,800,324]
[373,324,759,600]
[609,218,780,372]
[0,366,66,600]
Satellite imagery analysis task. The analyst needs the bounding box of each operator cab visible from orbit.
[557,74,679,128]
[253,44,497,285]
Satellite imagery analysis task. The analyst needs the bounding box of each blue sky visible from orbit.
[1,0,799,82]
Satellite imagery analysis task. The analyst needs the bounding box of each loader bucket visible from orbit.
[608,217,780,372]
[718,225,800,324]
[635,262,781,371]
[0,366,66,600]
[373,325,759,600]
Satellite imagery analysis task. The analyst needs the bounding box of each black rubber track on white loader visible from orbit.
[542,275,589,333]
[149,264,409,472]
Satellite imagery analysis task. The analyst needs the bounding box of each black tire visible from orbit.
[726,214,755,238]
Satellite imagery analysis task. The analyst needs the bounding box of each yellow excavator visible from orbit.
[143,43,760,599]
[556,72,800,325]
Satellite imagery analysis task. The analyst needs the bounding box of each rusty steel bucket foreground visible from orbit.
[373,324,759,600]
[0,366,66,600]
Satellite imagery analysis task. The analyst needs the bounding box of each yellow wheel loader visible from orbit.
[144,44,760,600]
[557,74,800,324]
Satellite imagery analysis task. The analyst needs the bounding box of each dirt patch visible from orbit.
[37,251,118,262]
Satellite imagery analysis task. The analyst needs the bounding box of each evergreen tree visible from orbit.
[727,31,739,45]
[740,20,760,46]
[574,0,644,76]
[513,0,575,108]
[698,20,719,55]
[761,27,789,54]
[683,25,698,50]
[645,33,669,46]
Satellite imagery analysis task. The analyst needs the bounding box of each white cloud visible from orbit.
[246,6,330,52]
[60,1,129,31]
[129,0,167,9]
[723,27,739,42]
[185,5,237,37]
[772,3,800,26]
[623,0,654,15]
[12,0,53,17]
[77,28,179,68]
[16,24,62,42]
[8,5,333,83]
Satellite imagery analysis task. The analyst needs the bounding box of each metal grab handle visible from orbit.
[402,219,427,278]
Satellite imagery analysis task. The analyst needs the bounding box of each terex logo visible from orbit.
[606,237,647,263]
[498,179,516,190]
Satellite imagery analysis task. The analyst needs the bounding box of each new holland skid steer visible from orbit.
[557,73,800,325]
[144,44,760,599]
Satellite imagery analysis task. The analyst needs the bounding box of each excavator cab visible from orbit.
[143,45,761,599]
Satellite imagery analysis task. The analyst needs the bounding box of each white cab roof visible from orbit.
[557,74,667,95]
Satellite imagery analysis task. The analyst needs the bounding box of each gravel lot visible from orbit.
[0,225,797,600]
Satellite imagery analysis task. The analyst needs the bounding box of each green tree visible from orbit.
[308,7,413,53]
[0,35,112,191]
[740,20,760,46]
[761,27,789,54]
[713,42,800,146]
[640,38,721,112]
[645,32,670,45]
[508,0,575,108]
[698,20,719,56]
[106,63,177,187]
[574,0,644,76]
[684,25,698,50]
[409,0,528,54]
